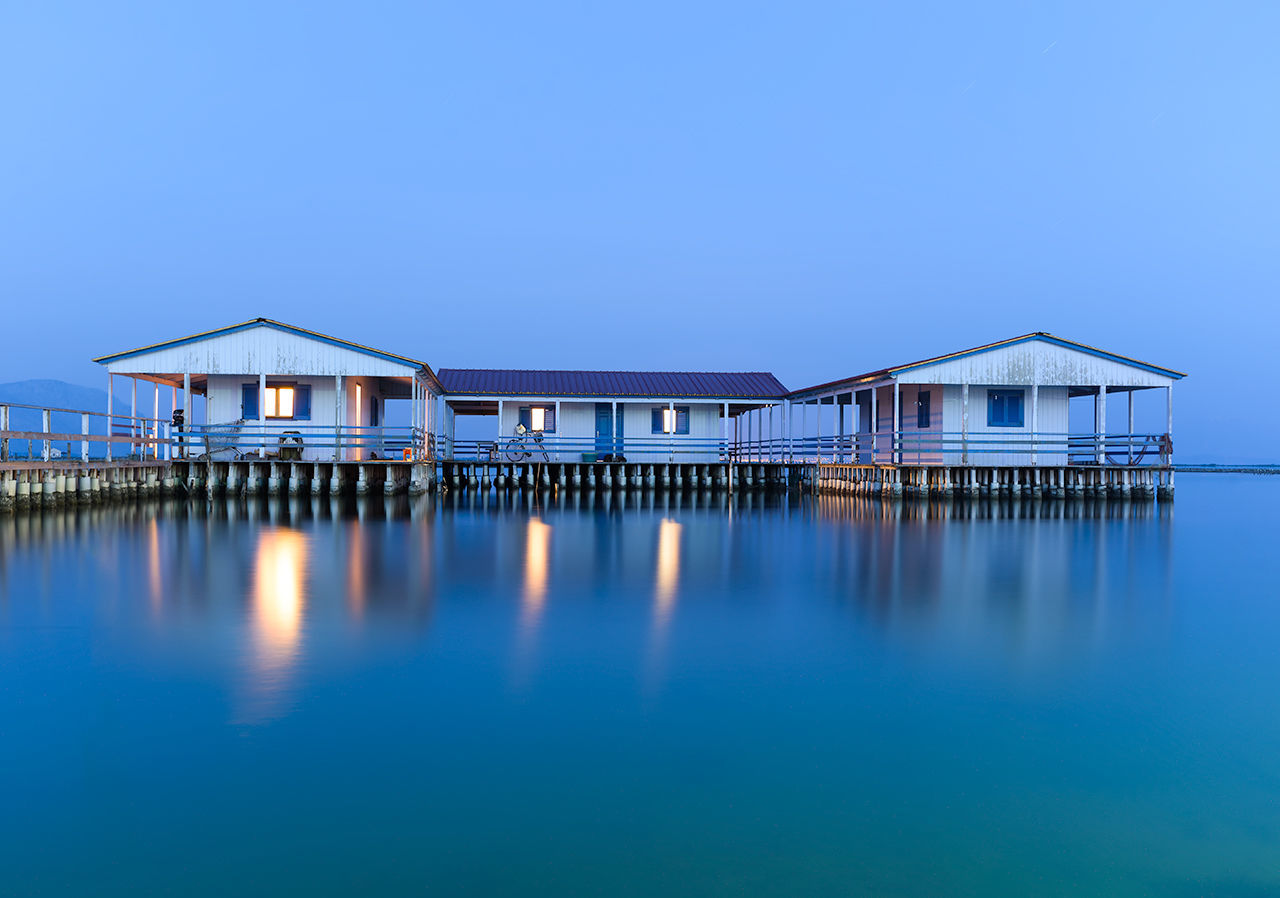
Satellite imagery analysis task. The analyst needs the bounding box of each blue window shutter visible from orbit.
[677,406,690,434]
[519,407,531,430]
[987,390,1024,427]
[544,406,555,433]
[295,385,311,420]
[917,391,930,429]
[652,408,663,434]
[242,384,258,420]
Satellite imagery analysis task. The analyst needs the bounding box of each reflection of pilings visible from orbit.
[430,461,799,496]
[812,464,1172,503]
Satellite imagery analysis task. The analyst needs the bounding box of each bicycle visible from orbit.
[504,423,550,462]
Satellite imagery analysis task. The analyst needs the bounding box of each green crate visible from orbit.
[581,452,598,463]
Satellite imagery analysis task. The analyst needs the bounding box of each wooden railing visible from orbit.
[172,424,432,461]
[0,402,167,463]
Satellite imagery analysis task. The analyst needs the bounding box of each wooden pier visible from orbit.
[810,463,1173,500]
[1,394,1175,514]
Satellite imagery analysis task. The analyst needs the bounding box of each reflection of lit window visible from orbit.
[656,519,681,619]
[265,386,295,419]
[524,519,550,614]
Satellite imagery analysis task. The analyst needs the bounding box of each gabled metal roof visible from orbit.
[787,332,1187,400]
[93,318,432,372]
[437,369,789,399]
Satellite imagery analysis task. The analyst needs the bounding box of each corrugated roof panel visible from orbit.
[436,369,789,398]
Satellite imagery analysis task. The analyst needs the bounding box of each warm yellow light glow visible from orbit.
[523,519,551,614]
[147,518,162,611]
[265,386,294,418]
[530,407,546,432]
[662,408,676,434]
[252,530,307,673]
[240,528,309,723]
[655,518,681,621]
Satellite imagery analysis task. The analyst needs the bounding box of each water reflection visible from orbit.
[654,518,681,626]
[0,491,1178,687]
[237,529,310,722]
[523,518,551,619]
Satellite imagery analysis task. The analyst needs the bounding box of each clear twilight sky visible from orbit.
[2,2,1276,460]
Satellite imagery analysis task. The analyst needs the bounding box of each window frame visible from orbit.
[916,390,931,429]
[986,389,1025,428]
[241,382,311,421]
[518,405,556,433]
[651,405,691,435]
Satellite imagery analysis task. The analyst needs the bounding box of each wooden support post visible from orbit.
[869,388,877,464]
[1166,385,1173,465]
[152,380,159,459]
[768,404,774,463]
[611,401,618,458]
[0,404,7,461]
[961,383,969,466]
[556,399,562,461]
[668,400,675,461]
[722,401,729,460]
[106,373,113,462]
[1030,383,1039,466]
[42,408,51,461]
[258,372,267,459]
[131,376,137,458]
[334,375,343,461]
[892,381,900,465]
[800,400,807,461]
[1128,390,1135,464]
[81,413,89,463]
[837,395,844,464]
[182,371,190,460]
[1096,385,1107,465]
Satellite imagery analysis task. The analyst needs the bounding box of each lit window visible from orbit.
[266,386,295,419]
[519,406,555,433]
[651,406,690,434]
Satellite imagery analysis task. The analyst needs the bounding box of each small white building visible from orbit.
[95,319,441,462]
[434,369,790,463]
[789,334,1186,467]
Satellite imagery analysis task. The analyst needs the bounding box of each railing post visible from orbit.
[1030,383,1039,466]
[1096,385,1107,465]
[42,408,51,462]
[1,404,8,461]
[892,381,900,465]
[81,413,89,462]
[106,372,113,462]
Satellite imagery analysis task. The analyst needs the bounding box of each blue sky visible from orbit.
[2,2,1276,460]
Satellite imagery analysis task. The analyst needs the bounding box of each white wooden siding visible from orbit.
[941,384,1069,466]
[206,374,389,462]
[893,339,1176,389]
[493,400,723,462]
[103,324,421,378]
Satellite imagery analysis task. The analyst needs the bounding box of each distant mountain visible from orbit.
[0,379,136,459]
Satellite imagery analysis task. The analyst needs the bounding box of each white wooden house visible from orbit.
[788,334,1185,467]
[434,369,789,463]
[95,319,440,462]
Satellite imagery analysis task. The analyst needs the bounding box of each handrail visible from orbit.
[0,401,169,463]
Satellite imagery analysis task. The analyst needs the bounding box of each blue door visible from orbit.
[595,403,612,456]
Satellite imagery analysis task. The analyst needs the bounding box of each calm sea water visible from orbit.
[2,478,1278,897]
